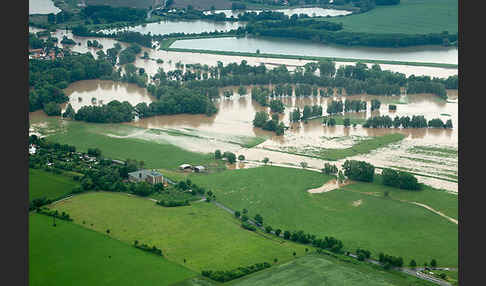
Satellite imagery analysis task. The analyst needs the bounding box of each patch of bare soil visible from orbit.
[352,199,362,207]
[307,179,352,194]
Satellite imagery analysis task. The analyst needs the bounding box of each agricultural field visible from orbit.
[50,191,309,272]
[29,213,196,286]
[189,166,458,267]
[326,0,458,34]
[341,176,458,220]
[227,254,436,286]
[29,168,79,201]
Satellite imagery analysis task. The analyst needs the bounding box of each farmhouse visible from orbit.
[128,169,165,185]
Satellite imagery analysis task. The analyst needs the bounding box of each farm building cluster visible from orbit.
[179,164,206,172]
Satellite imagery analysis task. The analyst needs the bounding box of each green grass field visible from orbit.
[327,0,458,34]
[50,192,308,272]
[189,166,458,267]
[227,254,435,286]
[342,176,458,220]
[29,213,196,286]
[29,168,79,201]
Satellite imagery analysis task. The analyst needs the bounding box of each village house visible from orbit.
[128,169,165,185]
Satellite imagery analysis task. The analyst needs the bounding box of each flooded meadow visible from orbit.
[29,25,458,191]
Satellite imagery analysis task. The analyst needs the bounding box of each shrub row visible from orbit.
[202,262,271,282]
[133,240,163,256]
[36,207,73,221]
[156,200,190,207]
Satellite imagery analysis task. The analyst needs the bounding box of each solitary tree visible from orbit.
[234,211,241,218]
[300,161,308,169]
[409,259,417,268]
[238,154,245,161]
[263,157,269,165]
[265,225,273,233]
[275,229,282,237]
[293,251,296,257]
[274,258,278,263]
[243,208,248,214]
[430,259,437,268]
[215,149,222,159]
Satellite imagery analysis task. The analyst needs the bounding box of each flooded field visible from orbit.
[29,25,458,191]
[62,80,155,112]
[29,0,61,15]
[29,26,457,78]
[99,20,244,36]
[30,85,458,191]
[203,7,352,18]
[171,36,458,65]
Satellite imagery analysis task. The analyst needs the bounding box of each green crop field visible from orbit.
[227,254,435,286]
[50,192,308,272]
[29,213,196,286]
[327,0,458,34]
[189,166,458,267]
[29,168,79,201]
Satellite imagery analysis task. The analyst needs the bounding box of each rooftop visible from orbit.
[128,169,163,178]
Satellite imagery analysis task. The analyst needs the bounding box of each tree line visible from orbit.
[290,105,323,122]
[240,19,457,47]
[362,115,453,129]
[202,262,271,282]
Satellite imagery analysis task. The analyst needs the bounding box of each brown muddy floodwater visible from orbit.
[131,89,458,146]
[62,80,155,112]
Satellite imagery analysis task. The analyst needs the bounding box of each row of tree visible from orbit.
[201,262,271,282]
[362,115,453,129]
[290,105,323,122]
[240,20,457,47]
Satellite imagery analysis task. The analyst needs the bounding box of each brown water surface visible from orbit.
[62,80,155,112]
